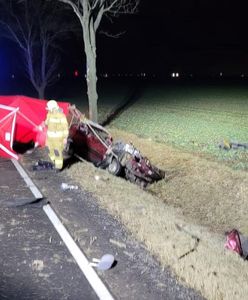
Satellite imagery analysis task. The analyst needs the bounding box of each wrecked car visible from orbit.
[109,141,165,188]
[67,119,113,168]
[66,109,165,187]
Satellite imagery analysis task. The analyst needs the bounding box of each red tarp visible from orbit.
[0,95,70,159]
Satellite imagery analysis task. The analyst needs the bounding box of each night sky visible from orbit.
[1,0,248,78]
[98,0,248,76]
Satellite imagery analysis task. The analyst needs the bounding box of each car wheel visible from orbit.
[108,157,122,176]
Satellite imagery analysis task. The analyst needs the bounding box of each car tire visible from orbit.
[107,157,122,176]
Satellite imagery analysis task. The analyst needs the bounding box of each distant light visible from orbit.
[74,70,79,77]
[11,74,15,79]
[241,74,245,78]
[171,72,179,78]
[103,73,108,78]
[57,73,61,78]
[219,72,223,77]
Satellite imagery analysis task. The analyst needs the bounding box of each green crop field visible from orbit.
[59,79,248,169]
[106,82,248,170]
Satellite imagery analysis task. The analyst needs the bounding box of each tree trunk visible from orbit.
[26,48,46,100]
[82,15,98,123]
[37,85,45,99]
[86,48,98,122]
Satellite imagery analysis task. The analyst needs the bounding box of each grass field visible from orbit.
[106,81,248,170]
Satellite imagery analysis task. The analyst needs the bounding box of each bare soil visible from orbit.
[65,127,248,300]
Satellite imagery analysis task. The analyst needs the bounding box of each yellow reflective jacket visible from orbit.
[45,110,69,139]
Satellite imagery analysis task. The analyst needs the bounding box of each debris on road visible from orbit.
[61,183,79,191]
[109,239,127,249]
[32,160,54,171]
[89,254,115,271]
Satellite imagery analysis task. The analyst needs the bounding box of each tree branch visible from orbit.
[97,0,140,16]
[94,4,104,31]
[99,29,125,38]
[0,20,26,50]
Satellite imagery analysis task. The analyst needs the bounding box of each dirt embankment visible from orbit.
[66,128,248,300]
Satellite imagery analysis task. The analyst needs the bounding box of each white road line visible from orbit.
[43,204,114,300]
[12,158,114,300]
[11,158,43,199]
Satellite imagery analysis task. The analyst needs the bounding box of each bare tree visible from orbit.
[58,0,140,122]
[0,0,74,99]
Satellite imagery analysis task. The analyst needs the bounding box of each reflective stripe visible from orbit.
[49,117,68,124]
[47,131,64,138]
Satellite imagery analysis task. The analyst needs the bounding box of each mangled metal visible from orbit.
[66,106,165,188]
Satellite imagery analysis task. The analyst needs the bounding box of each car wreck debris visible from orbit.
[219,140,248,150]
[89,254,115,271]
[66,109,165,188]
[61,182,79,191]
[225,229,243,257]
[225,229,248,260]
[107,141,165,188]
[33,160,54,171]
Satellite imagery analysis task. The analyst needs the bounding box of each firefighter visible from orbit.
[44,100,69,170]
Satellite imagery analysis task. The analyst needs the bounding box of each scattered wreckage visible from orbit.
[219,140,248,150]
[0,96,164,187]
[225,229,248,260]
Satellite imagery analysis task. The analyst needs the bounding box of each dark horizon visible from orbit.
[1,0,248,80]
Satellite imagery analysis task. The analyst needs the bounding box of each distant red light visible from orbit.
[74,70,79,77]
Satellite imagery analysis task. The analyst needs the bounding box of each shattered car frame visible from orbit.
[66,106,165,187]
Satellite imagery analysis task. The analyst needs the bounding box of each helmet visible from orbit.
[46,100,59,111]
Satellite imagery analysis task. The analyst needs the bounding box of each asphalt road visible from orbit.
[0,158,98,300]
[0,154,205,300]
